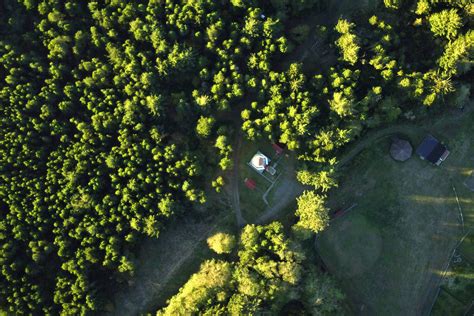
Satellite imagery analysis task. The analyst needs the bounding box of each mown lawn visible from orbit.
[317,143,462,315]
[316,107,474,315]
[460,234,474,263]
[431,289,466,316]
[237,139,288,222]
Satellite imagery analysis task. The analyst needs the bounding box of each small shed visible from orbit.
[390,137,413,162]
[272,143,284,155]
[416,135,450,166]
[244,178,256,190]
[266,165,276,176]
[249,151,270,173]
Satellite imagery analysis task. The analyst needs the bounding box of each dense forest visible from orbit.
[0,0,472,314]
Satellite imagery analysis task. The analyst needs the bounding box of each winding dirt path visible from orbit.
[229,136,246,227]
[338,124,424,166]
[110,216,229,316]
[339,106,474,167]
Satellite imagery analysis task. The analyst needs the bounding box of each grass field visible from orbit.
[316,107,474,315]
[432,231,474,315]
[431,289,466,316]
[460,234,474,263]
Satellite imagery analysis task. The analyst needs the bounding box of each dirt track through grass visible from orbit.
[109,211,233,315]
[229,136,246,227]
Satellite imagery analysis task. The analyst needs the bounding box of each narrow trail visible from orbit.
[229,136,246,227]
[110,216,229,316]
[106,0,471,310]
[338,125,425,166]
[315,105,474,316]
[228,0,381,226]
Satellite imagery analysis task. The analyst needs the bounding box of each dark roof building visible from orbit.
[416,135,450,166]
[390,137,413,162]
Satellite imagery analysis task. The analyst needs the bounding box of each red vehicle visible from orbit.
[331,208,345,219]
[244,178,256,190]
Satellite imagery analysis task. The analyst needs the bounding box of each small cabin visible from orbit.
[272,143,284,156]
[390,137,413,162]
[416,135,450,166]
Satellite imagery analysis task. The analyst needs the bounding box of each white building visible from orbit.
[249,151,270,173]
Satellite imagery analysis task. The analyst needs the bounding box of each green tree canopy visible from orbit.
[207,232,237,254]
[429,9,462,40]
[293,191,330,239]
[196,116,216,138]
[334,19,360,65]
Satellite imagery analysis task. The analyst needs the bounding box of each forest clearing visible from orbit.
[316,105,474,314]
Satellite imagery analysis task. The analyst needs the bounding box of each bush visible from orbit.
[207,232,237,254]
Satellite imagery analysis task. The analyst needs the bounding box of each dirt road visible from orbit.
[229,136,246,227]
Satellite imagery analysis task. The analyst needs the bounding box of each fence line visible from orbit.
[463,300,474,316]
[452,184,465,232]
[427,229,472,315]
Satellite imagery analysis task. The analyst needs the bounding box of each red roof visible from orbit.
[272,143,284,155]
[244,178,256,190]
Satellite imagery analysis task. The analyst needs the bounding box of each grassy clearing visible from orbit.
[149,213,238,310]
[317,143,461,315]
[431,289,466,316]
[316,107,474,315]
[460,234,474,263]
[317,144,461,314]
[109,199,237,315]
[442,257,474,305]
[317,213,383,278]
[433,231,474,315]
[237,139,290,222]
